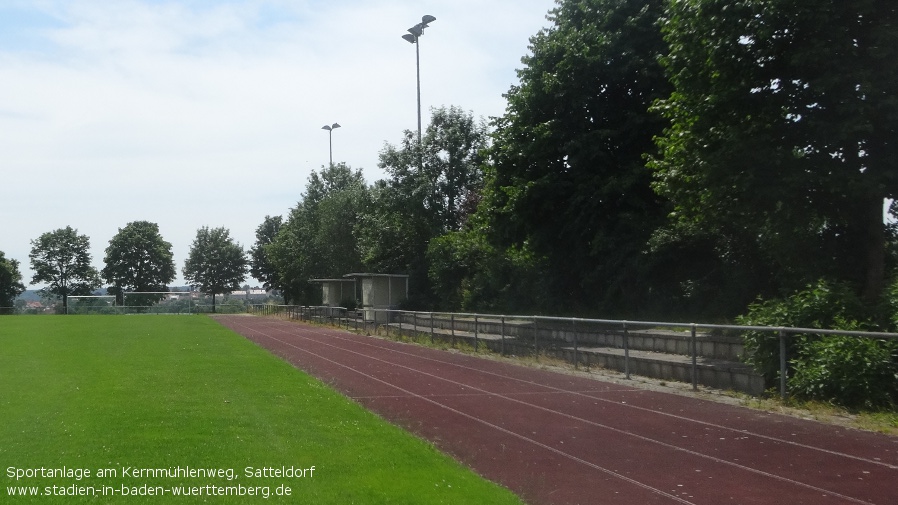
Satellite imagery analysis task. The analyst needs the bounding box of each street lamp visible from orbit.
[401,15,436,149]
[321,123,341,167]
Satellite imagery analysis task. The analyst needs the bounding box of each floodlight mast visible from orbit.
[401,15,436,151]
[321,123,341,166]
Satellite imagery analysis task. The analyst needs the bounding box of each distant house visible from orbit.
[228,289,270,301]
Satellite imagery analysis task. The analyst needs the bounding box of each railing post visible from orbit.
[451,313,455,339]
[474,315,479,351]
[691,324,698,391]
[430,313,435,344]
[533,316,539,358]
[501,316,506,356]
[573,319,578,370]
[623,321,631,380]
[779,329,788,399]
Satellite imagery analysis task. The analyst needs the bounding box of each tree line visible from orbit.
[3,0,895,325]
[7,0,892,321]
[0,223,248,313]
[254,0,898,321]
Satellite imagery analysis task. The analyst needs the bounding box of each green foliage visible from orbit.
[102,221,176,305]
[0,250,25,308]
[651,0,898,301]
[28,226,101,311]
[738,280,898,409]
[249,215,283,292]
[267,164,368,304]
[357,106,489,308]
[427,229,547,313]
[790,334,898,410]
[480,0,671,315]
[738,280,869,384]
[182,226,249,312]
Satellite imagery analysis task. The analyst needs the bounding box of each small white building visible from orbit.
[343,273,409,322]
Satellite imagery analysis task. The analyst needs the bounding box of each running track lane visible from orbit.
[213,315,898,505]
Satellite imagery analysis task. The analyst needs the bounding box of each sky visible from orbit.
[0,0,558,290]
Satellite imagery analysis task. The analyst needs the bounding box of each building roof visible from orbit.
[342,273,409,279]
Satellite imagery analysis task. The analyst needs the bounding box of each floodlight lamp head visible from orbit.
[402,33,416,44]
[331,123,341,129]
[322,125,332,131]
[421,15,436,25]
[407,25,423,37]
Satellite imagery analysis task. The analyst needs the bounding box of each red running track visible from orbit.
[213,315,898,505]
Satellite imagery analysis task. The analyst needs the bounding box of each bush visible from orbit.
[737,279,898,409]
[790,334,898,410]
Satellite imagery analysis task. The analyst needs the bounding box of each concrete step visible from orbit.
[395,314,744,361]
[382,321,764,395]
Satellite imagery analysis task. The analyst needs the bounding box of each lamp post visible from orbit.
[401,15,436,149]
[321,123,341,167]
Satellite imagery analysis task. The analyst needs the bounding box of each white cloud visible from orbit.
[0,0,555,289]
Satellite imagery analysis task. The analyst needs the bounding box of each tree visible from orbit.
[357,106,488,308]
[267,164,368,304]
[650,0,898,302]
[377,106,489,235]
[182,226,248,312]
[29,226,101,312]
[102,221,176,306]
[0,251,26,311]
[249,215,283,292]
[474,0,672,314]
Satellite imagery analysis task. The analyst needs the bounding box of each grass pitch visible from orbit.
[0,316,523,504]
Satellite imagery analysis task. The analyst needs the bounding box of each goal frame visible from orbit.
[121,291,195,314]
[66,295,117,315]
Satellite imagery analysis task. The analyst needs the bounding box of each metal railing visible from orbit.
[249,305,898,399]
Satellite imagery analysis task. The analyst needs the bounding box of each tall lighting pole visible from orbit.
[401,15,436,150]
[321,123,340,167]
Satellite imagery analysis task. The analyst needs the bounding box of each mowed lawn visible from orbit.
[0,316,524,504]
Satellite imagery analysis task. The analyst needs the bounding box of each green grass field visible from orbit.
[0,316,523,504]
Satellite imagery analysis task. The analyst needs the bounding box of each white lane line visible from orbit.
[270,319,898,472]
[240,319,881,505]
[231,320,696,505]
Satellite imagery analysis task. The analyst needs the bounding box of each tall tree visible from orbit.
[0,251,26,310]
[249,215,283,292]
[182,226,248,312]
[102,221,176,306]
[358,106,488,307]
[29,226,101,312]
[268,163,368,304]
[651,0,898,302]
[479,0,672,314]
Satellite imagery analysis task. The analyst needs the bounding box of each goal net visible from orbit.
[121,291,195,314]
[67,295,117,315]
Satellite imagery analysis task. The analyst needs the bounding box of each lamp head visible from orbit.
[421,15,436,26]
[407,25,423,37]
[401,33,416,44]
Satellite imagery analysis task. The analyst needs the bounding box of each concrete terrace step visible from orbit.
[396,314,745,361]
[381,321,764,395]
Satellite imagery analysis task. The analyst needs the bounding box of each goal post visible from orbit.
[121,291,195,314]
[66,295,117,315]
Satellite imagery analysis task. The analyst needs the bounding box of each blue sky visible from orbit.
[0,0,557,288]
